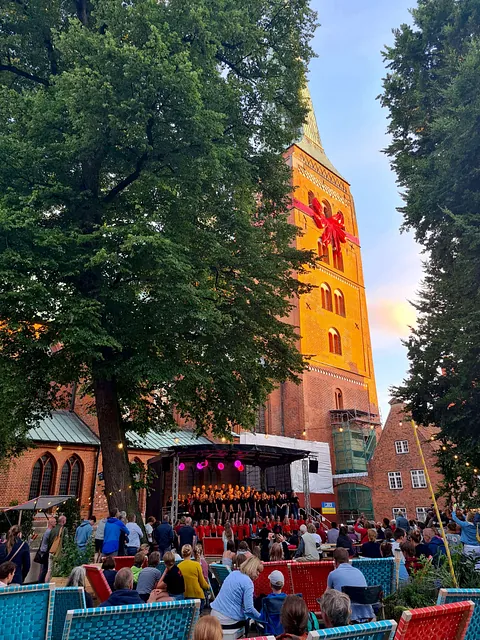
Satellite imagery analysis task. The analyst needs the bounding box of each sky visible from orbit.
[309,0,422,423]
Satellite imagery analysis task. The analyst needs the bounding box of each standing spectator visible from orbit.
[451,506,480,558]
[395,512,410,533]
[118,511,127,555]
[361,529,381,558]
[46,515,67,582]
[326,522,339,544]
[145,516,155,549]
[126,514,143,555]
[327,548,373,623]
[35,516,56,583]
[319,590,351,629]
[178,544,209,604]
[0,526,30,585]
[66,566,94,607]
[136,551,162,601]
[336,526,354,557]
[194,544,209,582]
[0,561,16,587]
[94,516,107,562]
[445,522,462,553]
[74,517,93,552]
[178,517,196,551]
[154,515,175,558]
[102,509,130,557]
[101,556,117,590]
[353,518,368,544]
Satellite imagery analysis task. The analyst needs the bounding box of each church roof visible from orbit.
[28,410,100,446]
[295,85,345,181]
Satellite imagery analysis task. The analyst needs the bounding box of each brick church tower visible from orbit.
[259,88,381,520]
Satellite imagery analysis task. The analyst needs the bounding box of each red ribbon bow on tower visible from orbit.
[310,197,347,256]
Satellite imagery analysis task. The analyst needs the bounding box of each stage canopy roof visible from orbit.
[0,495,74,512]
[149,442,311,469]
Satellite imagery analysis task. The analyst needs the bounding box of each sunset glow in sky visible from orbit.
[309,0,421,421]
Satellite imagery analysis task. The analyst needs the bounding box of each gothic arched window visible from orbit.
[29,453,56,499]
[322,200,333,218]
[59,455,83,497]
[321,283,333,311]
[328,328,342,355]
[334,289,346,317]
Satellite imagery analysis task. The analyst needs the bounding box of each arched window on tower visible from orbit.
[335,388,344,410]
[333,250,344,272]
[318,240,330,264]
[321,283,333,311]
[328,328,342,355]
[322,200,333,218]
[334,289,346,317]
[29,453,56,500]
[308,190,315,206]
[59,455,83,497]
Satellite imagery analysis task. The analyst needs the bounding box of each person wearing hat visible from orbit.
[257,570,287,636]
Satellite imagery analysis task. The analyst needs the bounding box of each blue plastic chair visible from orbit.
[210,563,231,586]
[352,558,395,597]
[0,582,55,640]
[307,619,397,639]
[62,599,201,640]
[437,588,480,640]
[51,587,86,640]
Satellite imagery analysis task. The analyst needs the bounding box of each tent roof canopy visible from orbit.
[149,442,310,469]
[0,495,75,512]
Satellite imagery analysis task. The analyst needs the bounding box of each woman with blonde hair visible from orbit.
[0,525,30,584]
[194,543,209,581]
[193,616,222,640]
[211,556,263,627]
[269,542,284,561]
[360,528,381,558]
[178,544,209,606]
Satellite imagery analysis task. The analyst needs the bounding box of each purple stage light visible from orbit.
[196,462,203,470]
[217,462,225,471]
[179,463,185,471]
[234,460,242,469]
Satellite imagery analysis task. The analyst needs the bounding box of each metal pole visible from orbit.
[170,455,179,524]
[302,458,311,516]
[411,420,457,587]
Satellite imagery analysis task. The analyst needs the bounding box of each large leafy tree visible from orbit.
[381,0,480,504]
[0,0,317,514]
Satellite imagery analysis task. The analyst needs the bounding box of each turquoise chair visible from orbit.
[62,599,200,640]
[307,619,397,640]
[0,583,55,640]
[51,587,86,640]
[437,588,480,640]
[352,558,395,597]
[210,563,231,586]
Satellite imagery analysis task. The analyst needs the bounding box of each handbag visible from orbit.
[34,548,47,564]
[49,526,64,555]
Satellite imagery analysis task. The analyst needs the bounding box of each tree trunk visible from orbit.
[93,372,144,528]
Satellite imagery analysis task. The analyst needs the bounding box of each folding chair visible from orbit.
[308,619,397,639]
[342,585,384,621]
[437,589,480,640]
[394,600,474,640]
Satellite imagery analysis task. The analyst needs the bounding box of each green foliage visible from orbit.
[381,0,480,499]
[0,0,318,510]
[130,459,157,493]
[52,535,94,578]
[57,498,82,537]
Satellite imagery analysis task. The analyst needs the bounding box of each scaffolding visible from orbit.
[337,482,374,521]
[330,409,379,474]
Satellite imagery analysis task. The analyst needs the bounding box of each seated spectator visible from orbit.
[336,525,354,556]
[354,518,369,545]
[136,551,162,602]
[327,548,373,623]
[194,543,209,582]
[102,567,145,606]
[347,525,358,544]
[179,544,210,603]
[423,528,446,560]
[319,589,351,628]
[380,541,393,558]
[383,528,394,543]
[308,523,321,548]
[258,570,287,636]
[211,556,263,627]
[276,534,290,560]
[401,541,423,575]
[288,530,299,549]
[193,616,223,640]
[269,542,284,561]
[391,528,406,552]
[131,550,145,584]
[222,540,236,567]
[277,594,309,640]
[326,523,339,544]
[237,540,253,561]
[157,550,184,599]
[0,561,16,587]
[101,555,117,590]
[410,531,430,558]
[294,524,320,561]
[361,529,381,558]
[66,566,94,608]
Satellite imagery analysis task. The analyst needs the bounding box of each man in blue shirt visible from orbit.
[102,509,130,556]
[327,548,373,622]
[395,513,410,533]
[74,518,93,551]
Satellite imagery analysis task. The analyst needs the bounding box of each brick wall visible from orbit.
[369,399,444,521]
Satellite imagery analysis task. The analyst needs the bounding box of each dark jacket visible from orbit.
[0,538,31,584]
[336,534,354,556]
[428,536,446,559]
[103,569,117,590]
[154,522,174,549]
[361,541,382,558]
[101,588,145,607]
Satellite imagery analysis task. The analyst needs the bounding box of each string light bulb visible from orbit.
[56,444,63,452]
[302,430,306,436]
[174,437,180,444]
[442,446,447,451]
[466,462,470,467]
[221,437,226,443]
[339,427,344,432]
[454,455,458,460]
[117,442,124,450]
[399,421,403,427]
[475,469,478,474]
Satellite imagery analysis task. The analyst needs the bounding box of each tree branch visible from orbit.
[0,64,49,86]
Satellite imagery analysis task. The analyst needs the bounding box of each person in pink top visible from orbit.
[354,517,369,544]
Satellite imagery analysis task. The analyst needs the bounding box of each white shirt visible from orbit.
[145,523,153,543]
[312,533,322,546]
[126,522,143,548]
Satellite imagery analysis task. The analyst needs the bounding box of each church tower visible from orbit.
[261,87,380,521]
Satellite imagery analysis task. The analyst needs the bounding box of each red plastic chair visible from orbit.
[114,556,136,570]
[254,561,293,597]
[289,561,334,612]
[246,637,275,640]
[203,537,224,556]
[84,565,112,604]
[394,600,474,640]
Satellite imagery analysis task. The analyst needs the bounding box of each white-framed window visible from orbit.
[392,507,407,519]
[411,469,427,488]
[388,471,403,489]
[416,507,429,522]
[395,440,409,454]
